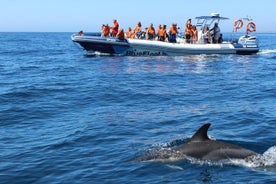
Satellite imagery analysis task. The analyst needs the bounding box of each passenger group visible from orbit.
[99,19,221,44]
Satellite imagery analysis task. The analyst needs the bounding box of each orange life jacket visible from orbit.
[148,26,155,35]
[192,29,198,37]
[126,30,135,38]
[185,24,192,35]
[102,26,110,36]
[170,26,178,35]
[130,33,135,38]
[117,29,124,39]
[158,27,165,37]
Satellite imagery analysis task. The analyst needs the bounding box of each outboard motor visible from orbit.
[238,35,259,48]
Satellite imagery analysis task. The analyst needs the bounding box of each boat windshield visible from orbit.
[195,15,229,31]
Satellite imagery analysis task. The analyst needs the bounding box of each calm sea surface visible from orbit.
[0,32,275,183]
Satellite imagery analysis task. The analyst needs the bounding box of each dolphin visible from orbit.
[137,123,258,161]
[173,123,257,161]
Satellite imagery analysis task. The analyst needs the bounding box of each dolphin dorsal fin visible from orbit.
[190,123,211,142]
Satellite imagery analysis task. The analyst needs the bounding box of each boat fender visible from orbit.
[246,21,256,33]
[233,19,243,32]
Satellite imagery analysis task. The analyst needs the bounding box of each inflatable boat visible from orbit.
[72,14,259,56]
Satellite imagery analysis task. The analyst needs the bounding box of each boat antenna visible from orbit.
[242,15,253,21]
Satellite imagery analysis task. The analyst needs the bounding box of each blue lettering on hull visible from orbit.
[126,49,163,56]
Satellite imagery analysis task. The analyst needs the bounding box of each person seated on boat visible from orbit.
[116,29,125,40]
[110,19,119,37]
[191,25,198,44]
[134,21,142,39]
[203,26,211,44]
[210,22,221,44]
[101,24,110,37]
[125,27,135,39]
[169,23,178,43]
[147,23,156,40]
[78,30,84,36]
[185,18,193,43]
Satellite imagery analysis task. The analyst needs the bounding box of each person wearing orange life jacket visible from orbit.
[157,25,163,41]
[101,24,110,37]
[134,21,142,38]
[116,29,125,40]
[191,25,198,44]
[185,18,193,43]
[158,25,167,42]
[169,23,178,43]
[147,23,155,40]
[110,19,119,37]
[125,27,135,39]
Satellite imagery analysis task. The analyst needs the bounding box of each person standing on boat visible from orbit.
[169,23,178,43]
[163,25,168,41]
[110,19,119,37]
[185,18,193,43]
[203,26,211,43]
[157,24,167,42]
[147,23,156,40]
[191,25,198,44]
[210,22,221,43]
[157,25,162,41]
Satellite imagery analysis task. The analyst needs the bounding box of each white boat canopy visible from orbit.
[195,13,229,30]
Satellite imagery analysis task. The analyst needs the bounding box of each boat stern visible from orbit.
[234,35,259,54]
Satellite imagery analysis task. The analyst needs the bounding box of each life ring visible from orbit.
[233,19,243,32]
[246,21,256,32]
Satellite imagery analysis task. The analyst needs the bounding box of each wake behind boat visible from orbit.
[72,13,259,56]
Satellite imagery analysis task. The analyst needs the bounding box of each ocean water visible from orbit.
[0,32,275,183]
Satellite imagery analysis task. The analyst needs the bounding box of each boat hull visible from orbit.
[71,35,259,56]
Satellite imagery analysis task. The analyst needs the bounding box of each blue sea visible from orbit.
[0,32,275,184]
